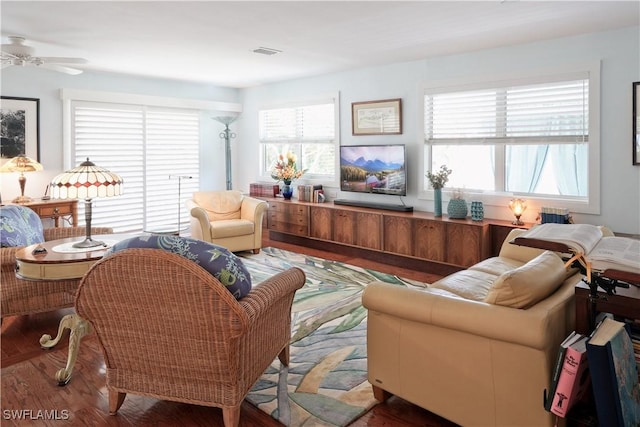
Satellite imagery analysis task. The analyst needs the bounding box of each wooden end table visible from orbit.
[15,234,133,385]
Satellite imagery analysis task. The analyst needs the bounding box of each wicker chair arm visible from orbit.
[0,247,20,272]
[239,267,305,322]
[44,227,113,241]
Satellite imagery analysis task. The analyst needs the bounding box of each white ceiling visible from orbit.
[2,1,639,88]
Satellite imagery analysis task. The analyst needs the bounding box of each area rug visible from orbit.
[237,247,428,427]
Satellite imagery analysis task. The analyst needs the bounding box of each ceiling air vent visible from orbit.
[253,47,281,56]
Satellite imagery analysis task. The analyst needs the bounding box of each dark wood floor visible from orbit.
[0,235,458,427]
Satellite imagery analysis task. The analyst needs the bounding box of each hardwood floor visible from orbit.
[0,234,457,427]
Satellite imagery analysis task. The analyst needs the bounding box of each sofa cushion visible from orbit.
[430,269,497,302]
[0,205,44,247]
[484,250,566,309]
[193,191,242,221]
[210,219,254,239]
[108,235,252,299]
[469,256,525,276]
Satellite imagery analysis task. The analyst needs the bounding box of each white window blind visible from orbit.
[425,78,588,144]
[71,101,200,233]
[259,98,337,180]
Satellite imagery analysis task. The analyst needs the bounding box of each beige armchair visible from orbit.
[187,190,268,253]
[75,248,305,427]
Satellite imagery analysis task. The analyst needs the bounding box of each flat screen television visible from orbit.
[340,144,407,196]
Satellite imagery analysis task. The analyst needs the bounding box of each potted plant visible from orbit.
[271,151,306,200]
[426,165,452,217]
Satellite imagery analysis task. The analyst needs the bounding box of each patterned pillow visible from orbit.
[107,235,252,299]
[0,205,44,247]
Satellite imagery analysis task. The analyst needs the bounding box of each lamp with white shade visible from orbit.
[50,158,123,248]
[0,155,43,203]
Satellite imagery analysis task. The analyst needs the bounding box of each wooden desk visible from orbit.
[574,280,640,335]
[13,199,78,227]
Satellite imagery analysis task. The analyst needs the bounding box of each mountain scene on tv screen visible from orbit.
[340,147,406,195]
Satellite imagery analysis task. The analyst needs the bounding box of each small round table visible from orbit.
[15,234,134,385]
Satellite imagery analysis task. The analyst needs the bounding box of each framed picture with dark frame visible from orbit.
[352,98,402,135]
[633,82,640,165]
[0,96,40,162]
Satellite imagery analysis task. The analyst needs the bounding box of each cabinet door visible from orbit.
[333,210,356,245]
[446,223,489,267]
[414,219,446,262]
[383,216,414,256]
[310,206,333,240]
[355,212,382,250]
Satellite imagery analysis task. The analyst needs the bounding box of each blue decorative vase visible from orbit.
[470,201,484,221]
[434,188,442,217]
[447,199,468,219]
[282,180,293,200]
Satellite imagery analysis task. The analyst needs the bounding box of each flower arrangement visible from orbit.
[271,151,306,183]
[426,165,452,190]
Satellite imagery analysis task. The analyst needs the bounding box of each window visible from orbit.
[70,101,200,233]
[259,95,339,184]
[424,70,598,210]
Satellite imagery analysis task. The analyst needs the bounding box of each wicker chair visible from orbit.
[75,248,305,427]
[1,226,113,320]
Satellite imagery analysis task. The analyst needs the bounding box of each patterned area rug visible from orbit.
[238,247,427,427]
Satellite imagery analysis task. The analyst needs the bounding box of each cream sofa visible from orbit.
[362,228,581,427]
[187,190,268,253]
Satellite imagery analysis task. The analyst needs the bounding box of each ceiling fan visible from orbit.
[1,36,87,75]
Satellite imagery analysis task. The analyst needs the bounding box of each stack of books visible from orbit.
[541,207,571,224]
[249,183,280,198]
[297,185,324,203]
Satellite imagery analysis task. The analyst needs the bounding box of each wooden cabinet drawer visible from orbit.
[37,205,73,217]
[268,221,308,236]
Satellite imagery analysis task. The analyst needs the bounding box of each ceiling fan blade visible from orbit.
[37,57,88,64]
[39,63,83,75]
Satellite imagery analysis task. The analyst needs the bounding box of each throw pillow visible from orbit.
[484,250,566,309]
[0,205,44,247]
[108,235,252,299]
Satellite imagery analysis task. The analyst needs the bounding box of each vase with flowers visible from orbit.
[271,151,306,200]
[426,164,452,217]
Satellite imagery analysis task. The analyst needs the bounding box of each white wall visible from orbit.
[238,26,640,234]
[2,26,639,234]
[1,68,240,202]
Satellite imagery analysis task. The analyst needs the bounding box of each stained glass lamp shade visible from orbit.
[0,155,43,203]
[50,158,123,248]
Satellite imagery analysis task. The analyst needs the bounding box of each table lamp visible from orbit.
[508,198,527,225]
[0,155,43,203]
[50,158,123,248]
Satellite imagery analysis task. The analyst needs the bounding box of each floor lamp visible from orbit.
[213,116,239,190]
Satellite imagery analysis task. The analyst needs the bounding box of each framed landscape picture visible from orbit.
[633,82,639,165]
[0,96,40,162]
[352,98,402,135]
